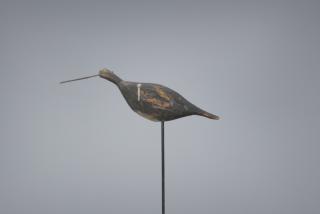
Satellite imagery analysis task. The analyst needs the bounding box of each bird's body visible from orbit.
[60,68,219,122]
[118,81,218,121]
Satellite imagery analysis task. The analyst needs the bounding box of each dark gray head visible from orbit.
[99,68,122,85]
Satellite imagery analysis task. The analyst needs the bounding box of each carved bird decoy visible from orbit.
[60,68,219,122]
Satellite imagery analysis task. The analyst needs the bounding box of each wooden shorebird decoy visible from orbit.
[61,68,219,121]
[61,68,219,214]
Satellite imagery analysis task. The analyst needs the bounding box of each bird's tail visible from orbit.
[197,110,220,120]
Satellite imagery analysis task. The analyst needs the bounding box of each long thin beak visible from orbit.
[60,74,99,84]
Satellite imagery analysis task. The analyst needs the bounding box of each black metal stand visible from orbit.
[161,121,165,214]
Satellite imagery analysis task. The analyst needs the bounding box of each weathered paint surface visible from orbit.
[98,69,219,122]
[62,68,219,122]
[118,81,219,122]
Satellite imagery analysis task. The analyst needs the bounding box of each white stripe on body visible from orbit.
[137,83,142,101]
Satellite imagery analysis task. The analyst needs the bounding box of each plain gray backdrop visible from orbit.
[1,0,319,214]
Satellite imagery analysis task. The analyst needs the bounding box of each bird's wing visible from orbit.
[140,84,177,111]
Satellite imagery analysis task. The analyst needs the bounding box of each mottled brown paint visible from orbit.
[144,97,171,109]
[154,85,171,101]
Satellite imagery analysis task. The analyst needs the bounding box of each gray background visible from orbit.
[1,0,319,214]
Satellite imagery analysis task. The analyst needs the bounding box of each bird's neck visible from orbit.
[105,73,123,85]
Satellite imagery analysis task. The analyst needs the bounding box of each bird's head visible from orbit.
[99,68,122,84]
[99,68,113,78]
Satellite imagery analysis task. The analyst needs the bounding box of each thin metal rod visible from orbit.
[161,121,165,214]
[60,74,99,84]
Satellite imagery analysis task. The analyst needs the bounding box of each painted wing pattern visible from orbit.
[140,84,174,110]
